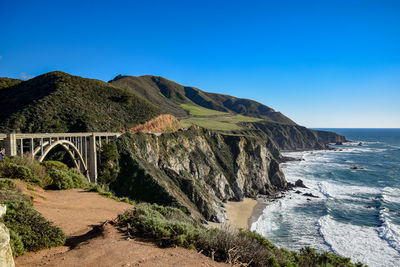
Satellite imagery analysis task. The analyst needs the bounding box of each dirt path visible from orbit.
[14,186,228,267]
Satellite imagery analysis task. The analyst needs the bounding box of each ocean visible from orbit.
[251,128,400,267]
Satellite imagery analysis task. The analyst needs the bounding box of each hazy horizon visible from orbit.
[1,0,399,128]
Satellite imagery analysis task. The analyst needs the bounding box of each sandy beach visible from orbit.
[209,197,267,230]
[225,198,257,229]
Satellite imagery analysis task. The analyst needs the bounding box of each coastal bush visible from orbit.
[41,160,69,171]
[48,169,74,189]
[48,169,86,190]
[9,229,25,256]
[0,180,65,256]
[118,203,365,267]
[67,168,87,188]
[0,180,31,204]
[118,203,200,248]
[0,156,50,186]
[0,156,89,190]
[0,179,17,190]
[2,200,65,254]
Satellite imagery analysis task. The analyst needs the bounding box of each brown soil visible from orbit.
[128,114,183,133]
[14,186,228,267]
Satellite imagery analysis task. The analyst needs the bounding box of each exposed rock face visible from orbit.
[128,114,183,133]
[0,205,15,267]
[112,126,286,222]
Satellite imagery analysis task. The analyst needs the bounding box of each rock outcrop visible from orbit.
[0,204,15,267]
[128,114,183,133]
[111,126,286,222]
[241,121,346,151]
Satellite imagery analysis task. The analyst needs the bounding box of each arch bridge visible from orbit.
[0,132,122,183]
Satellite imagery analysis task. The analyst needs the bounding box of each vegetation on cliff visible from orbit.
[0,71,161,133]
[118,203,364,267]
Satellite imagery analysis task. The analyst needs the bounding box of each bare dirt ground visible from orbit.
[13,186,227,267]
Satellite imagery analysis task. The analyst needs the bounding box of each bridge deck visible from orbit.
[14,132,121,139]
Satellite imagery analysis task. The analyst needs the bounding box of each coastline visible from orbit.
[248,198,268,229]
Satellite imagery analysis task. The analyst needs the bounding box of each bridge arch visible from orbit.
[37,140,88,175]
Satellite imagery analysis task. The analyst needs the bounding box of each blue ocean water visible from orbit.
[251,129,400,267]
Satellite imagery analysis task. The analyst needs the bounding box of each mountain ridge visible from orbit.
[109,74,296,125]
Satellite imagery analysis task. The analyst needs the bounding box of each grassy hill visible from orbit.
[0,72,161,133]
[109,75,296,124]
[109,74,345,148]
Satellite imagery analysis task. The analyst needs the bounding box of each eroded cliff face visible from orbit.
[127,114,183,133]
[111,126,286,222]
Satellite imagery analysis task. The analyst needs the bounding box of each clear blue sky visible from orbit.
[1,0,399,128]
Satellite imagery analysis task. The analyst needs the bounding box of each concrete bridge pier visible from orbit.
[4,134,17,157]
[88,134,97,184]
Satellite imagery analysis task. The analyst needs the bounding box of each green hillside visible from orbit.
[109,75,296,124]
[0,77,23,90]
[0,71,161,133]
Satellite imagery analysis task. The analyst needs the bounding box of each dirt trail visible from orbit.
[14,186,227,267]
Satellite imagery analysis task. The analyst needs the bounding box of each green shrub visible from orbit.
[67,168,87,188]
[98,142,120,186]
[0,156,49,186]
[1,200,65,253]
[1,162,36,181]
[9,229,25,256]
[0,185,31,204]
[41,160,68,171]
[48,168,87,190]
[48,169,74,190]
[119,203,200,248]
[0,180,17,190]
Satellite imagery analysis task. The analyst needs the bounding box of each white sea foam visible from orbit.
[251,191,327,251]
[378,207,400,253]
[318,215,400,267]
[256,145,400,267]
[382,187,400,204]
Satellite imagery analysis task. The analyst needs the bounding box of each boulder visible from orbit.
[350,166,364,170]
[0,204,15,267]
[303,193,319,198]
[295,179,307,188]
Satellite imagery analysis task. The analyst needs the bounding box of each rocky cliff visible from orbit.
[241,121,347,151]
[110,126,286,222]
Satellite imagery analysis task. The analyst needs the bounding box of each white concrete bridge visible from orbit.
[0,132,122,183]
